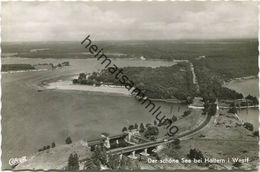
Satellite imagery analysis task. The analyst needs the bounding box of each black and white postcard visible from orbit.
[1,1,259,171]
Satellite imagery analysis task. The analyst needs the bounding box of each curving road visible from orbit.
[107,114,213,155]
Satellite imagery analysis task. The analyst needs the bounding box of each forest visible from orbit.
[73,62,196,100]
[74,59,247,102]
[3,39,257,80]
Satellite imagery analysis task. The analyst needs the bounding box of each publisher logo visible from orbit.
[9,156,27,166]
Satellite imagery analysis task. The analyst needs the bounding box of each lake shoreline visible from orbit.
[44,81,131,96]
[41,77,189,104]
[223,76,259,130]
[223,75,259,97]
[224,75,258,85]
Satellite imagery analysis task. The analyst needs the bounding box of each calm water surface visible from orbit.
[225,78,259,130]
[2,57,185,168]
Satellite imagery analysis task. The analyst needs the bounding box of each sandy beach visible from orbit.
[45,80,131,96]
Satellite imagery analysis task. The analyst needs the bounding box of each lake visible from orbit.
[3,57,258,169]
[225,77,259,130]
[2,57,189,169]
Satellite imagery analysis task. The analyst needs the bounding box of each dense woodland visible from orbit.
[193,61,244,101]
[2,39,257,66]
[74,62,196,100]
[3,39,258,101]
[74,58,250,101]
[3,39,257,79]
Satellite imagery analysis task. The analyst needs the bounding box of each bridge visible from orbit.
[107,114,213,158]
[189,104,258,110]
[89,99,221,159]
[78,110,213,163]
[107,99,219,158]
[107,138,172,156]
[189,97,258,110]
[86,99,218,159]
[219,105,258,109]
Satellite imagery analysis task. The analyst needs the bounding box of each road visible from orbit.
[107,114,212,155]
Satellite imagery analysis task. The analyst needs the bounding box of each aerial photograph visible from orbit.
[1,1,259,171]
